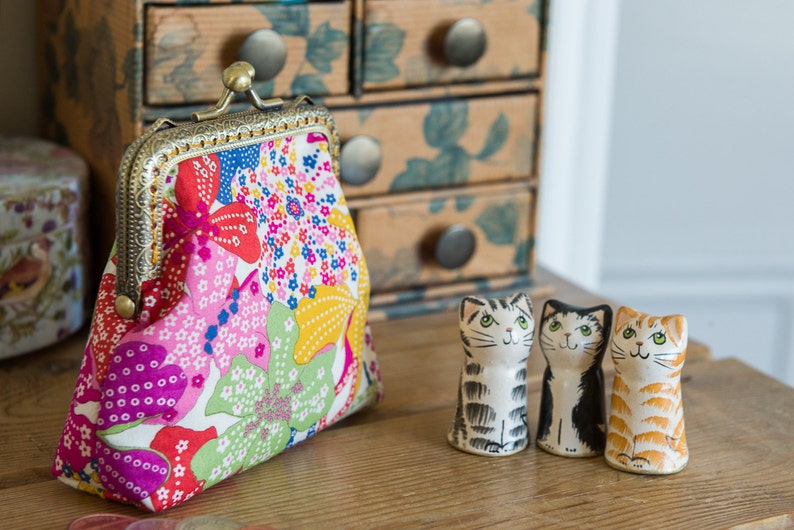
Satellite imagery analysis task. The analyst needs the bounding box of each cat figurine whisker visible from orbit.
[536,300,612,457]
[448,292,534,457]
[605,306,689,474]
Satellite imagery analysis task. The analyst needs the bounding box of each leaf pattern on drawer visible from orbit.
[391,101,509,192]
[364,23,405,83]
[475,202,518,245]
[245,4,348,98]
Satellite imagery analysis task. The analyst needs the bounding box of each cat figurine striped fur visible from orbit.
[536,300,612,457]
[448,292,534,456]
[606,306,689,474]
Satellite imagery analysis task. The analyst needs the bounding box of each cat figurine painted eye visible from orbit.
[448,292,535,457]
[536,299,612,457]
[605,306,689,474]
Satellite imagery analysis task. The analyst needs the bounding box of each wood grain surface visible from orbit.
[4,268,793,529]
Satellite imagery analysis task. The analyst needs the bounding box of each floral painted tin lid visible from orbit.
[0,136,88,246]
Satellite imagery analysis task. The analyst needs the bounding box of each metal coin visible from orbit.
[174,516,247,530]
[68,513,139,530]
[126,518,178,529]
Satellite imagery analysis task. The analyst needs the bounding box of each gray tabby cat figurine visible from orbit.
[536,299,612,457]
[448,292,535,456]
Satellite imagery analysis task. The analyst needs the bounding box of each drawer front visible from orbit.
[145,2,351,105]
[334,94,537,197]
[363,0,542,91]
[355,183,533,292]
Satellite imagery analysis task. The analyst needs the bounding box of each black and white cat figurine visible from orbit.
[536,299,612,457]
[448,292,534,456]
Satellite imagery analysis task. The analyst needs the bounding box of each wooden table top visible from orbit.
[2,267,793,529]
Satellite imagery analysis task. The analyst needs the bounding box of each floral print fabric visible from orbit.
[53,132,382,512]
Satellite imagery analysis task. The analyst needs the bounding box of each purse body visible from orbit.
[52,97,382,511]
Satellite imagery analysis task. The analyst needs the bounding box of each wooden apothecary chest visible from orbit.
[38,0,548,319]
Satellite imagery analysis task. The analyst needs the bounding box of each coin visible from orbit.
[126,518,178,529]
[173,516,246,530]
[68,513,139,530]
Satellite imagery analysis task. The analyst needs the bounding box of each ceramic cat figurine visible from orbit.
[605,306,689,474]
[448,292,535,456]
[536,300,612,457]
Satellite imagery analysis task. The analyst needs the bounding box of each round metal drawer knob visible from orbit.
[435,224,476,270]
[238,29,288,81]
[443,18,487,68]
[340,136,382,186]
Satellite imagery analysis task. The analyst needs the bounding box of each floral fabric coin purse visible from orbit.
[52,62,383,511]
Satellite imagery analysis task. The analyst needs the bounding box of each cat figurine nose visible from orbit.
[636,341,643,346]
[565,332,572,337]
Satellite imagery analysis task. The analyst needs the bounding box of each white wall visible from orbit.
[586,1,794,386]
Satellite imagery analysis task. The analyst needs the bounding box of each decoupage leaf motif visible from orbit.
[430,145,471,186]
[260,4,310,37]
[390,157,432,192]
[364,22,405,83]
[293,284,356,365]
[475,201,518,246]
[306,21,347,74]
[290,74,329,96]
[424,101,468,149]
[475,113,509,161]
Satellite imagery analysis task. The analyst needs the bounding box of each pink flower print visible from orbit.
[52,352,102,489]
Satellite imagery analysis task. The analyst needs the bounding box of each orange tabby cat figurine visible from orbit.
[605,306,689,474]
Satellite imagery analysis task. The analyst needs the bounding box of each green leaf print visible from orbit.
[291,74,329,96]
[429,198,446,214]
[253,78,276,99]
[475,202,518,245]
[191,303,336,488]
[431,146,471,186]
[392,146,470,191]
[475,113,509,160]
[391,158,433,191]
[424,101,468,149]
[260,4,310,37]
[306,21,347,74]
[455,195,475,212]
[364,23,405,83]
[513,238,530,270]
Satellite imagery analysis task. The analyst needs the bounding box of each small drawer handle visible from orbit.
[340,136,382,186]
[444,18,487,67]
[238,29,288,82]
[434,224,476,270]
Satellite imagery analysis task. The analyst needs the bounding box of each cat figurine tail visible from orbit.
[536,300,612,457]
[448,292,535,457]
[605,306,689,474]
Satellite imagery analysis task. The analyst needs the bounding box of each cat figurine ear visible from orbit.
[606,306,689,474]
[536,299,612,457]
[448,292,534,456]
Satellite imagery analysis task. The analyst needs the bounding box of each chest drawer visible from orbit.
[334,93,537,197]
[363,0,542,91]
[145,1,352,105]
[354,182,533,292]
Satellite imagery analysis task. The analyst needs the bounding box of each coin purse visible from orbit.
[52,62,383,512]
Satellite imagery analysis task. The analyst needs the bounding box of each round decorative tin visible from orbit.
[0,136,89,359]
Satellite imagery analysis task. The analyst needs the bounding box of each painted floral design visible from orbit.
[53,131,382,512]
